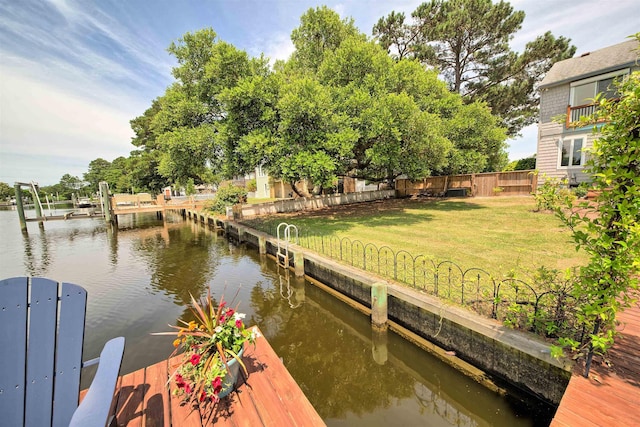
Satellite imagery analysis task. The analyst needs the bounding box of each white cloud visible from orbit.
[261,32,295,65]
[0,71,136,173]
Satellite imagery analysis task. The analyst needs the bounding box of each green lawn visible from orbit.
[244,196,587,277]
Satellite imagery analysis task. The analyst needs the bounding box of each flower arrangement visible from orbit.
[157,290,258,405]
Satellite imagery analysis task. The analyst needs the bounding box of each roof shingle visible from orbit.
[540,39,639,88]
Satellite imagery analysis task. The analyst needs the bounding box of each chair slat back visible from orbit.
[24,278,59,427]
[0,277,87,427]
[0,277,29,427]
[52,282,87,427]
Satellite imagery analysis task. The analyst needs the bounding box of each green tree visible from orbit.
[504,156,536,171]
[290,6,363,73]
[138,28,267,186]
[84,158,112,192]
[128,150,169,194]
[218,73,281,178]
[548,58,639,375]
[0,182,13,201]
[106,156,132,193]
[218,16,505,186]
[373,0,576,136]
[59,174,84,192]
[269,76,357,195]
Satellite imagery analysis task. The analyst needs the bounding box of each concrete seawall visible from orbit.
[182,209,571,404]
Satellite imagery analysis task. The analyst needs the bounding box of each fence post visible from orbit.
[258,236,267,254]
[371,282,388,328]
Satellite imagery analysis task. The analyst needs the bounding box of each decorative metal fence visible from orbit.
[243,221,585,342]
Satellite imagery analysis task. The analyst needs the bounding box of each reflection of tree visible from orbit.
[249,277,414,419]
[131,225,220,305]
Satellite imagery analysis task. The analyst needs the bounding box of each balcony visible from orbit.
[566,99,617,128]
[566,103,598,127]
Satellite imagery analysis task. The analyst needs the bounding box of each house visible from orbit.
[240,165,372,199]
[536,39,639,185]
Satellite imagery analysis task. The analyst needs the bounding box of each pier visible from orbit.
[12,180,212,230]
[84,326,325,426]
[550,297,640,426]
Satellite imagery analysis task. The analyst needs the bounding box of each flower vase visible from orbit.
[218,344,245,399]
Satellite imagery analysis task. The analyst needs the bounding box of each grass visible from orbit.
[244,196,588,277]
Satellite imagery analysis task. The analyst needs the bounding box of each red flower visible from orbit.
[212,376,222,394]
[235,319,243,329]
[190,353,201,366]
[176,374,185,388]
[185,383,192,394]
[227,308,235,318]
[199,391,207,402]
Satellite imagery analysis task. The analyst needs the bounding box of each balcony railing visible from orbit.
[566,103,598,127]
[566,98,618,128]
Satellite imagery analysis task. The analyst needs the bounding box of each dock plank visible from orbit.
[551,300,640,427]
[168,356,203,427]
[93,327,323,426]
[143,359,171,427]
[116,366,146,426]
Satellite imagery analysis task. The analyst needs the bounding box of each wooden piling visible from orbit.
[14,184,26,232]
[294,251,304,277]
[99,182,112,223]
[371,282,388,328]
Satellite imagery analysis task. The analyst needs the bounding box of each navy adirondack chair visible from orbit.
[0,277,125,427]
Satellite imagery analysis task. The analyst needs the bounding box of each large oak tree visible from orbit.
[373,0,576,136]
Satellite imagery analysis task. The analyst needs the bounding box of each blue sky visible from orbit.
[0,0,638,186]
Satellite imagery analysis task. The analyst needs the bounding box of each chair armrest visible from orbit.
[69,337,125,427]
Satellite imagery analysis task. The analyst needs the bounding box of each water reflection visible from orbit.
[21,226,51,276]
[0,210,552,426]
[120,222,219,304]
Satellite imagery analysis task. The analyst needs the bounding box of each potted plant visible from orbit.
[156,290,258,405]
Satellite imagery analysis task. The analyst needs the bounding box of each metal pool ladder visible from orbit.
[276,222,298,267]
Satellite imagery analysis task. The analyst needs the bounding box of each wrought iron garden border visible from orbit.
[243,221,585,341]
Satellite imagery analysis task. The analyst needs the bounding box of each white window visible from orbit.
[257,165,267,177]
[570,69,628,106]
[559,137,585,168]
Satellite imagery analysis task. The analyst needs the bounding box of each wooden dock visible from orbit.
[83,327,325,426]
[550,298,640,427]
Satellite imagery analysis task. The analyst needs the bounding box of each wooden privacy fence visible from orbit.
[396,170,538,197]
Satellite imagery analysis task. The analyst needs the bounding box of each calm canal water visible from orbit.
[0,208,555,426]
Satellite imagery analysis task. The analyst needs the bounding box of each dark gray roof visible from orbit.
[540,39,639,89]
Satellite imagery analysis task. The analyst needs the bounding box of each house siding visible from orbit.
[540,85,569,124]
[537,43,639,185]
[536,122,594,183]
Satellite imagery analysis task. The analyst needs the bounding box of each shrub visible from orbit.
[205,184,247,214]
[533,175,574,211]
[573,183,589,199]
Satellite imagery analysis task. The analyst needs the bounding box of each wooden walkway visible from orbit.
[551,299,640,427]
[84,327,325,426]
